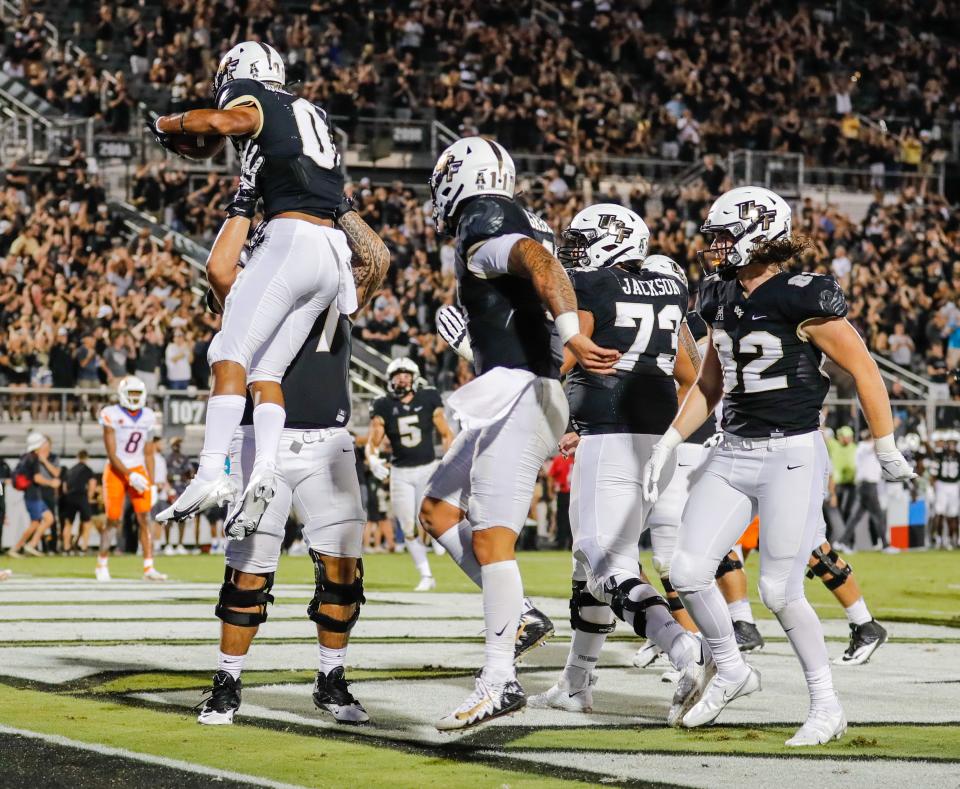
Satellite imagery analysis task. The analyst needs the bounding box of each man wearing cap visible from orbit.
[9,432,60,557]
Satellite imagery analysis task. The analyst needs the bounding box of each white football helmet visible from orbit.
[559,203,649,269]
[118,375,147,411]
[429,137,515,233]
[642,254,687,288]
[213,41,285,96]
[698,186,791,279]
[386,358,420,397]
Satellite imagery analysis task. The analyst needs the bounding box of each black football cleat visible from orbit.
[733,620,765,652]
[515,600,555,662]
[313,667,370,724]
[838,619,887,665]
[197,670,241,725]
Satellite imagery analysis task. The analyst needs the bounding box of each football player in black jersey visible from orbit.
[417,137,620,731]
[933,430,960,548]
[527,204,711,725]
[154,42,356,543]
[195,193,390,727]
[367,358,453,591]
[643,186,915,745]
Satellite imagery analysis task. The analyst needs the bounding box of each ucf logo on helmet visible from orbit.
[597,214,633,243]
[737,200,776,232]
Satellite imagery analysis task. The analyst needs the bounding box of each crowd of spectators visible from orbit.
[0,160,218,413]
[3,0,957,176]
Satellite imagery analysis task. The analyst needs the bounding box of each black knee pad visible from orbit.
[714,554,744,580]
[569,580,616,634]
[660,576,685,612]
[806,547,852,591]
[609,578,670,637]
[215,566,275,627]
[307,551,365,633]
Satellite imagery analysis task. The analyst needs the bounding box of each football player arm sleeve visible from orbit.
[338,209,391,316]
[504,237,621,373]
[207,216,251,306]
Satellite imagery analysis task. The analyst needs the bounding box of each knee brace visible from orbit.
[714,554,743,580]
[215,566,275,627]
[569,580,616,634]
[609,578,671,637]
[307,551,365,633]
[806,546,852,591]
[660,576,685,612]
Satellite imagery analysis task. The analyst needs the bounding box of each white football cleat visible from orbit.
[681,665,761,728]
[528,672,596,713]
[95,564,111,582]
[143,568,168,581]
[414,576,437,592]
[158,474,237,523]
[435,671,525,732]
[224,463,277,540]
[667,641,716,727]
[785,702,847,746]
[632,640,663,668]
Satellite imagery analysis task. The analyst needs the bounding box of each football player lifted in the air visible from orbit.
[642,186,915,746]
[196,185,390,727]
[418,137,620,731]
[527,204,712,725]
[367,358,454,591]
[152,42,356,541]
[98,376,165,581]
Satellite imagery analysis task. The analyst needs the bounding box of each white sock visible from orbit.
[481,560,522,684]
[435,519,482,587]
[97,556,108,567]
[679,585,748,682]
[728,598,755,624]
[143,558,154,572]
[774,597,835,706]
[844,597,871,626]
[197,395,246,481]
[252,402,285,470]
[317,644,347,675]
[406,538,432,578]
[218,650,246,681]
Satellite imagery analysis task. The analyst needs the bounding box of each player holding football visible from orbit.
[98,376,165,581]
[367,358,453,591]
[152,42,356,540]
[417,136,620,731]
[196,191,390,726]
[527,205,712,725]
[642,186,915,745]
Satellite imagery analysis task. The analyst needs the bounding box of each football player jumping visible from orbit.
[367,358,453,591]
[418,137,620,731]
[527,205,712,724]
[153,42,356,540]
[196,193,390,726]
[642,186,915,745]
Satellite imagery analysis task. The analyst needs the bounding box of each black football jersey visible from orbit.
[454,195,563,378]
[370,387,444,467]
[699,271,848,438]
[565,266,687,435]
[685,310,720,445]
[217,78,343,220]
[240,306,351,429]
[937,448,960,482]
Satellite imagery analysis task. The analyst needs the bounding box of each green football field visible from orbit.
[1,549,958,788]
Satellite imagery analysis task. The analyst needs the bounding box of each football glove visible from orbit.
[226,138,264,218]
[368,454,390,482]
[436,304,473,364]
[128,472,150,493]
[334,192,356,222]
[703,432,722,448]
[875,437,917,482]
[641,427,683,503]
[147,115,178,155]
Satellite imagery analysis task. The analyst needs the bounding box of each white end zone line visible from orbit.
[0,724,307,789]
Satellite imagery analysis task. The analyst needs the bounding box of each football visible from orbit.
[168,132,225,160]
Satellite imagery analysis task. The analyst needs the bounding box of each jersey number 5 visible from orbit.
[397,415,422,448]
[614,302,683,374]
[292,99,339,170]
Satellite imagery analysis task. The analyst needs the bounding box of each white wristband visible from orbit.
[875,433,897,454]
[660,426,684,452]
[555,311,580,345]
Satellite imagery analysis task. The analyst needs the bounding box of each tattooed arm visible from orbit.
[506,237,620,373]
[337,210,391,318]
[678,322,702,374]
